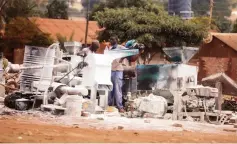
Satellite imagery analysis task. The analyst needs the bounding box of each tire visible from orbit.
[4,93,21,109]
[15,101,29,111]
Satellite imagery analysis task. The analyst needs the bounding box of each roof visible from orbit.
[28,17,100,44]
[202,73,237,96]
[211,33,237,51]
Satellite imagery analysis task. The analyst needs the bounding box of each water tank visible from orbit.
[20,46,55,92]
[168,0,193,19]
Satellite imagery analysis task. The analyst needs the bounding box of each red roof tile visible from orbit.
[28,17,100,44]
[211,33,237,51]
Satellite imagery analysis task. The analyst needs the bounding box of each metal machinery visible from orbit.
[125,47,220,122]
[4,42,139,113]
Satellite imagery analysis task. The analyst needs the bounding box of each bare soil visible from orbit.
[0,116,236,143]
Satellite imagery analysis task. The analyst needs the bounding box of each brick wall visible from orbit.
[196,36,237,82]
[198,57,237,82]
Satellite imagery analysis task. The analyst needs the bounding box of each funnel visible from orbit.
[163,47,199,63]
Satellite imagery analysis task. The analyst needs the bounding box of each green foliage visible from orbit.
[4,17,53,47]
[192,0,233,32]
[69,30,75,41]
[2,0,40,23]
[90,0,161,20]
[94,7,207,54]
[232,20,237,33]
[190,16,219,31]
[56,31,75,51]
[0,0,41,39]
[46,0,69,19]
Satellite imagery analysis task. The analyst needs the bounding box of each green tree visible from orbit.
[0,0,42,38]
[94,7,207,62]
[90,0,161,20]
[232,20,237,33]
[46,0,69,19]
[56,31,75,52]
[4,17,53,47]
[2,0,39,23]
[192,0,233,32]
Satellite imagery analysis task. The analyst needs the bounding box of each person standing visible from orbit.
[78,40,100,56]
[77,40,100,69]
[107,36,127,113]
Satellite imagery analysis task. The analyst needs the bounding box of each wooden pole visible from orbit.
[84,0,90,47]
[209,0,214,29]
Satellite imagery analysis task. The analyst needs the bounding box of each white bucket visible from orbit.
[65,95,83,117]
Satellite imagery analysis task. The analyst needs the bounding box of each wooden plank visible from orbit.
[215,82,223,111]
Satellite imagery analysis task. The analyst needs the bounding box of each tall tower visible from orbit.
[168,0,193,19]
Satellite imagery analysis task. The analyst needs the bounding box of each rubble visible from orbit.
[223,128,237,133]
[118,126,124,130]
[234,124,237,128]
[172,123,183,128]
[138,94,168,117]
[229,114,237,124]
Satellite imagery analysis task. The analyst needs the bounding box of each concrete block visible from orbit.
[138,94,168,117]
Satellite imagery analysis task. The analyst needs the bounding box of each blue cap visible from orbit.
[125,40,136,48]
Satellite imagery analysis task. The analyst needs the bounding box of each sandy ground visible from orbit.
[0,107,237,143]
[0,116,237,143]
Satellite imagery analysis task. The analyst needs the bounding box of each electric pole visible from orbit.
[85,0,90,47]
[209,0,214,29]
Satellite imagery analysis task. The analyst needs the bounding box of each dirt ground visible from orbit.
[0,116,236,143]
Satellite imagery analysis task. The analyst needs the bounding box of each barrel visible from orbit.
[65,95,83,117]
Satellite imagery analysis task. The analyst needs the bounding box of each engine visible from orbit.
[182,86,218,112]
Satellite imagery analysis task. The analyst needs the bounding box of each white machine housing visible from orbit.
[64,41,82,55]
[82,49,139,91]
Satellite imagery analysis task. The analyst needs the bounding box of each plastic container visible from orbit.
[65,95,83,117]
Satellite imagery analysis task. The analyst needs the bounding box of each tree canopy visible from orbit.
[90,0,163,20]
[46,0,69,19]
[4,17,53,47]
[0,0,40,23]
[192,0,236,32]
[94,6,207,53]
[0,0,53,52]
[232,19,237,33]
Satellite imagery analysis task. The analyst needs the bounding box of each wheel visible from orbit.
[4,93,21,109]
[15,101,29,111]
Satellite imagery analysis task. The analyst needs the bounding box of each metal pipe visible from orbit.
[59,86,88,96]
[37,43,58,105]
